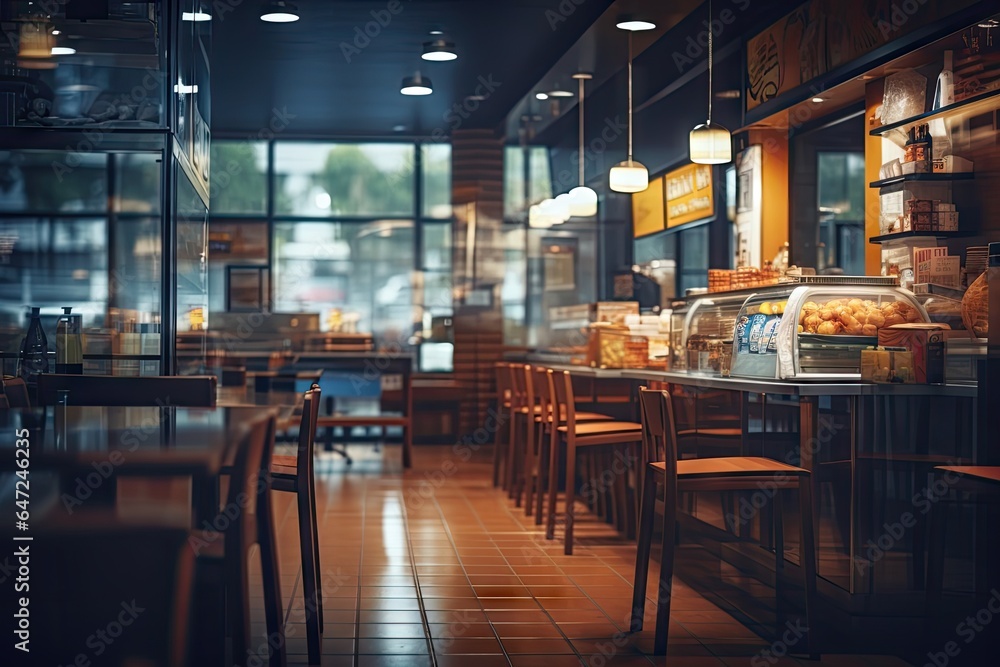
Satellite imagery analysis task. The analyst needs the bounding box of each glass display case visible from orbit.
[730,276,929,380]
[671,293,747,373]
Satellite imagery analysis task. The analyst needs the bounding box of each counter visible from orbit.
[535,360,985,617]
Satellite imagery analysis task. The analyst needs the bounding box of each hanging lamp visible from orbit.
[609,23,651,193]
[689,0,732,164]
[568,72,598,217]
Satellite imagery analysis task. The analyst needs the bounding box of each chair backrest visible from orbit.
[532,366,552,422]
[549,370,577,432]
[297,385,322,482]
[494,362,512,408]
[36,374,217,407]
[224,413,277,558]
[638,387,679,481]
[25,520,194,667]
[1,376,31,407]
[509,363,527,411]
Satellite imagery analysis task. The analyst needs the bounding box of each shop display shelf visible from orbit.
[869,230,975,244]
[869,172,975,188]
[869,88,1000,139]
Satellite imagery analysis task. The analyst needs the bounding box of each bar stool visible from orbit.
[507,363,535,506]
[493,362,513,488]
[529,366,614,525]
[545,369,644,555]
[630,387,818,657]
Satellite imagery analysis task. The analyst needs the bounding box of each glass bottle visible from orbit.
[56,307,84,374]
[18,306,49,381]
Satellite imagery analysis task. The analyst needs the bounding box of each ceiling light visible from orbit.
[315,191,331,209]
[554,194,573,223]
[400,72,433,96]
[689,0,731,165]
[182,10,212,21]
[616,17,656,31]
[429,29,444,35]
[466,94,486,102]
[260,1,299,22]
[610,23,648,192]
[535,92,549,100]
[51,29,60,35]
[811,97,825,103]
[422,39,457,61]
[547,90,573,98]
[568,72,597,217]
[529,204,555,229]
[51,46,75,55]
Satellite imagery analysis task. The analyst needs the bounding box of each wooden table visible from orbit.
[0,406,276,522]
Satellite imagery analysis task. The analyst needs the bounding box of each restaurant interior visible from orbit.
[1,0,999,665]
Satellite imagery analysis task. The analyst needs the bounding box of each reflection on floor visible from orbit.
[250,444,915,666]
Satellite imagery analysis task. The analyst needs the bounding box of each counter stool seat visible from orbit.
[672,456,807,479]
[677,427,742,438]
[538,410,612,424]
[932,466,1000,484]
[270,455,297,477]
[557,421,643,436]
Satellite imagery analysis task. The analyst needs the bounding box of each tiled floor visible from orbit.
[251,444,915,667]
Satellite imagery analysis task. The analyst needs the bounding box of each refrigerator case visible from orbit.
[730,277,929,380]
[672,293,748,373]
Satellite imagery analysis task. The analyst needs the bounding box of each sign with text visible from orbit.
[632,176,665,238]
[666,163,714,228]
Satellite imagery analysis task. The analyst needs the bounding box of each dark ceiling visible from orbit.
[211,0,615,138]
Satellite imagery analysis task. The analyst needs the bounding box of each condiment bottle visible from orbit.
[56,307,84,374]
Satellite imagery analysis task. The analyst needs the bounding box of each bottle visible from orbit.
[913,126,929,173]
[18,307,49,382]
[932,50,954,110]
[904,126,916,163]
[56,307,84,374]
[923,123,934,172]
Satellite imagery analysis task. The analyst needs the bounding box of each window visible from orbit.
[209,141,268,214]
[274,142,415,217]
[422,144,452,219]
[503,146,552,218]
[678,225,709,294]
[817,152,865,275]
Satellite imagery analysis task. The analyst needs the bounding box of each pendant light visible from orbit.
[400,72,433,96]
[421,39,457,61]
[609,24,651,193]
[689,0,732,164]
[568,72,598,217]
[260,1,300,23]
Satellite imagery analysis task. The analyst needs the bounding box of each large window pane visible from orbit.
[0,150,106,213]
[818,151,865,275]
[678,225,709,294]
[210,141,268,214]
[422,144,452,218]
[274,142,414,217]
[116,153,162,214]
[272,221,415,346]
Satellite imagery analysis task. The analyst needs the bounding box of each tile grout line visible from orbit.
[395,475,440,667]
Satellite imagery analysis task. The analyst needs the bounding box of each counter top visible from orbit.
[544,364,977,398]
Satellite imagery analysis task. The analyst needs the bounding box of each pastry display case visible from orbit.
[730,276,930,380]
[671,292,748,373]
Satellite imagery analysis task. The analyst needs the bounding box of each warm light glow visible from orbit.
[554,194,573,223]
[529,204,557,228]
[260,1,299,22]
[689,122,732,164]
[547,90,573,98]
[811,97,825,103]
[19,15,55,67]
[568,186,598,217]
[609,160,648,193]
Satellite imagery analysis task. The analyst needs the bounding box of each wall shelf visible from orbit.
[869,172,975,188]
[869,231,974,245]
[869,88,1000,138]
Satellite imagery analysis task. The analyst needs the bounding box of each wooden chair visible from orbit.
[24,519,194,667]
[191,414,285,667]
[1,376,31,407]
[506,363,534,505]
[529,366,613,525]
[545,369,644,555]
[36,373,217,407]
[270,384,324,663]
[630,388,817,657]
[493,362,513,488]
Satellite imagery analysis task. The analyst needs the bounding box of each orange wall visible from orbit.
[749,129,790,263]
[864,80,886,276]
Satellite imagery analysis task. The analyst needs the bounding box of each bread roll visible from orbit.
[862,324,878,336]
[819,309,836,321]
[884,312,906,327]
[817,321,842,335]
[865,310,885,328]
[804,314,822,333]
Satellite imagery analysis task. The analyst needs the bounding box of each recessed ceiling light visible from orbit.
[547,90,573,98]
[422,39,457,61]
[182,10,212,21]
[51,29,61,35]
[400,72,433,96]
[811,97,825,103]
[429,29,444,35]
[260,1,299,23]
[466,94,486,102]
[535,92,549,100]
[51,46,75,55]
[616,17,656,31]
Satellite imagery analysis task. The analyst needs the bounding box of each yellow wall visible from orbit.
[749,129,789,263]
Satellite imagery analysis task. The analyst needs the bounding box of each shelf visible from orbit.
[869,172,974,188]
[870,88,1000,137]
[869,231,974,244]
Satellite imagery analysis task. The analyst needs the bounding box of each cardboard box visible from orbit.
[876,324,949,383]
[914,255,960,288]
[861,348,915,383]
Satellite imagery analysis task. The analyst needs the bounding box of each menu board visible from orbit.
[632,176,665,237]
[666,163,714,228]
